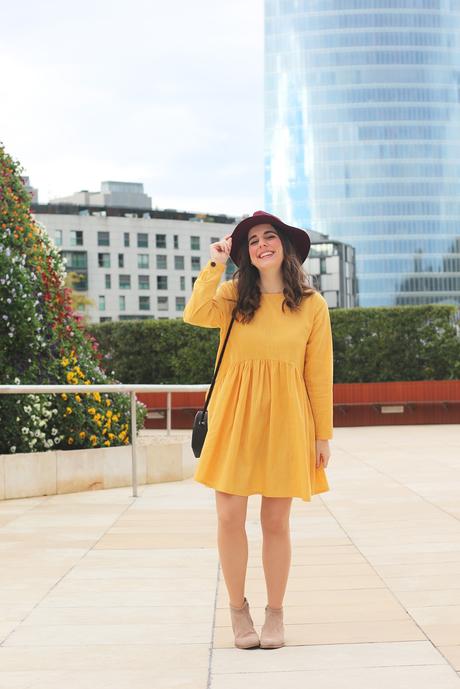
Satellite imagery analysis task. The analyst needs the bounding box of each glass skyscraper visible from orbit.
[264,0,460,306]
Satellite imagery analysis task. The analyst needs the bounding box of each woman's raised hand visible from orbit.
[210,234,232,265]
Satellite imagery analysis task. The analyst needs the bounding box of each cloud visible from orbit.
[1,0,264,216]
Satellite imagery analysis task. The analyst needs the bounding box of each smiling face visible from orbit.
[247,223,284,272]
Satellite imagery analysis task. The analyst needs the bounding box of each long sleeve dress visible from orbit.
[183,259,334,502]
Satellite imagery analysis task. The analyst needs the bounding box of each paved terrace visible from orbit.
[0,424,460,689]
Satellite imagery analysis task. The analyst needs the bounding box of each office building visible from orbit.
[32,192,356,322]
[265,0,460,306]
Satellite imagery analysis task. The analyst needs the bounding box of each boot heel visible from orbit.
[229,597,260,649]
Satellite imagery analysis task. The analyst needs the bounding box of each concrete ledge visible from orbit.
[0,435,194,500]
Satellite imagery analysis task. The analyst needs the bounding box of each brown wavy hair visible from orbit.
[226,225,317,325]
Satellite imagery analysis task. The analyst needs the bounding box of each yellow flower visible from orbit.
[106,410,113,418]
[65,407,72,415]
[94,413,101,421]
[66,371,76,383]
[68,437,74,445]
[96,420,102,427]
[92,392,101,402]
[112,415,119,423]
[88,407,96,415]
[123,438,129,444]
[84,381,91,385]
[61,357,69,366]
[75,395,82,403]
[108,433,115,440]
[89,434,97,443]
[104,440,110,447]
[106,399,112,407]
[119,431,126,440]
[79,431,86,439]
[102,428,107,435]
[61,393,67,400]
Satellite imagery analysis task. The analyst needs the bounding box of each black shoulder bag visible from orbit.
[191,316,235,458]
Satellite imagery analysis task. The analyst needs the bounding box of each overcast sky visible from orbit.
[1,0,264,217]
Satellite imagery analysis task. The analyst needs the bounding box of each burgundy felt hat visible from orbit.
[229,210,311,267]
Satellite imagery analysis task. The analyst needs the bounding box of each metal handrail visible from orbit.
[0,384,210,498]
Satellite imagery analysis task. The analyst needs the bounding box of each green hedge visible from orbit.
[88,304,460,385]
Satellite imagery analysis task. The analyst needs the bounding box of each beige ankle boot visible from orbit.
[259,604,285,649]
[229,597,260,649]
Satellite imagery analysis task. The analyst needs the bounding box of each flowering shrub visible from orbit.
[0,143,146,454]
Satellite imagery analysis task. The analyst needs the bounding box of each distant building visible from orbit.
[50,181,152,210]
[21,176,38,203]
[32,197,356,322]
[264,1,460,307]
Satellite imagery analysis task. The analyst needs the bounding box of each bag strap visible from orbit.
[202,316,235,413]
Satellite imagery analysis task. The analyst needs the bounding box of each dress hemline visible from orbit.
[193,477,330,503]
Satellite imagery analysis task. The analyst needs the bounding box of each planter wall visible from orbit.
[137,380,460,430]
[0,436,195,501]
[333,380,460,427]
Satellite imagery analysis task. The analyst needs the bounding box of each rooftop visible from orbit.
[2,423,458,687]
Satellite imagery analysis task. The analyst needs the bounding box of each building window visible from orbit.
[138,254,149,269]
[210,237,220,244]
[180,275,185,290]
[98,253,110,268]
[119,274,131,289]
[119,295,126,311]
[191,276,197,288]
[191,235,200,250]
[99,316,111,322]
[175,255,184,270]
[98,295,106,311]
[137,232,148,248]
[54,229,63,246]
[98,231,110,246]
[156,234,166,248]
[157,275,168,290]
[173,234,179,249]
[138,275,150,290]
[61,251,87,269]
[118,253,124,268]
[156,254,167,269]
[124,232,130,247]
[157,296,168,311]
[105,274,111,289]
[70,230,83,246]
[176,296,186,312]
[139,296,150,311]
[191,256,201,271]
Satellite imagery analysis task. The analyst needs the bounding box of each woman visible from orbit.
[183,210,333,650]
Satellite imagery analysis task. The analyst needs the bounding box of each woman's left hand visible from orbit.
[315,439,331,468]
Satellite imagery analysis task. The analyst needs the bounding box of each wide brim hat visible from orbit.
[229,210,311,267]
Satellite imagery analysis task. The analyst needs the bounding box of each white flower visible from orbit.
[21,427,29,435]
[10,446,16,453]
[54,437,60,445]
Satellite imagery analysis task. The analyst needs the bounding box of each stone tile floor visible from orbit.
[0,424,459,688]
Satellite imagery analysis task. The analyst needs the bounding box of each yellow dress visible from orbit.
[183,259,333,502]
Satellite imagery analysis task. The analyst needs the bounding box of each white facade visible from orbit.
[32,207,356,322]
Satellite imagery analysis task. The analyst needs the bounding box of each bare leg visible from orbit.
[260,496,293,608]
[215,490,249,608]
